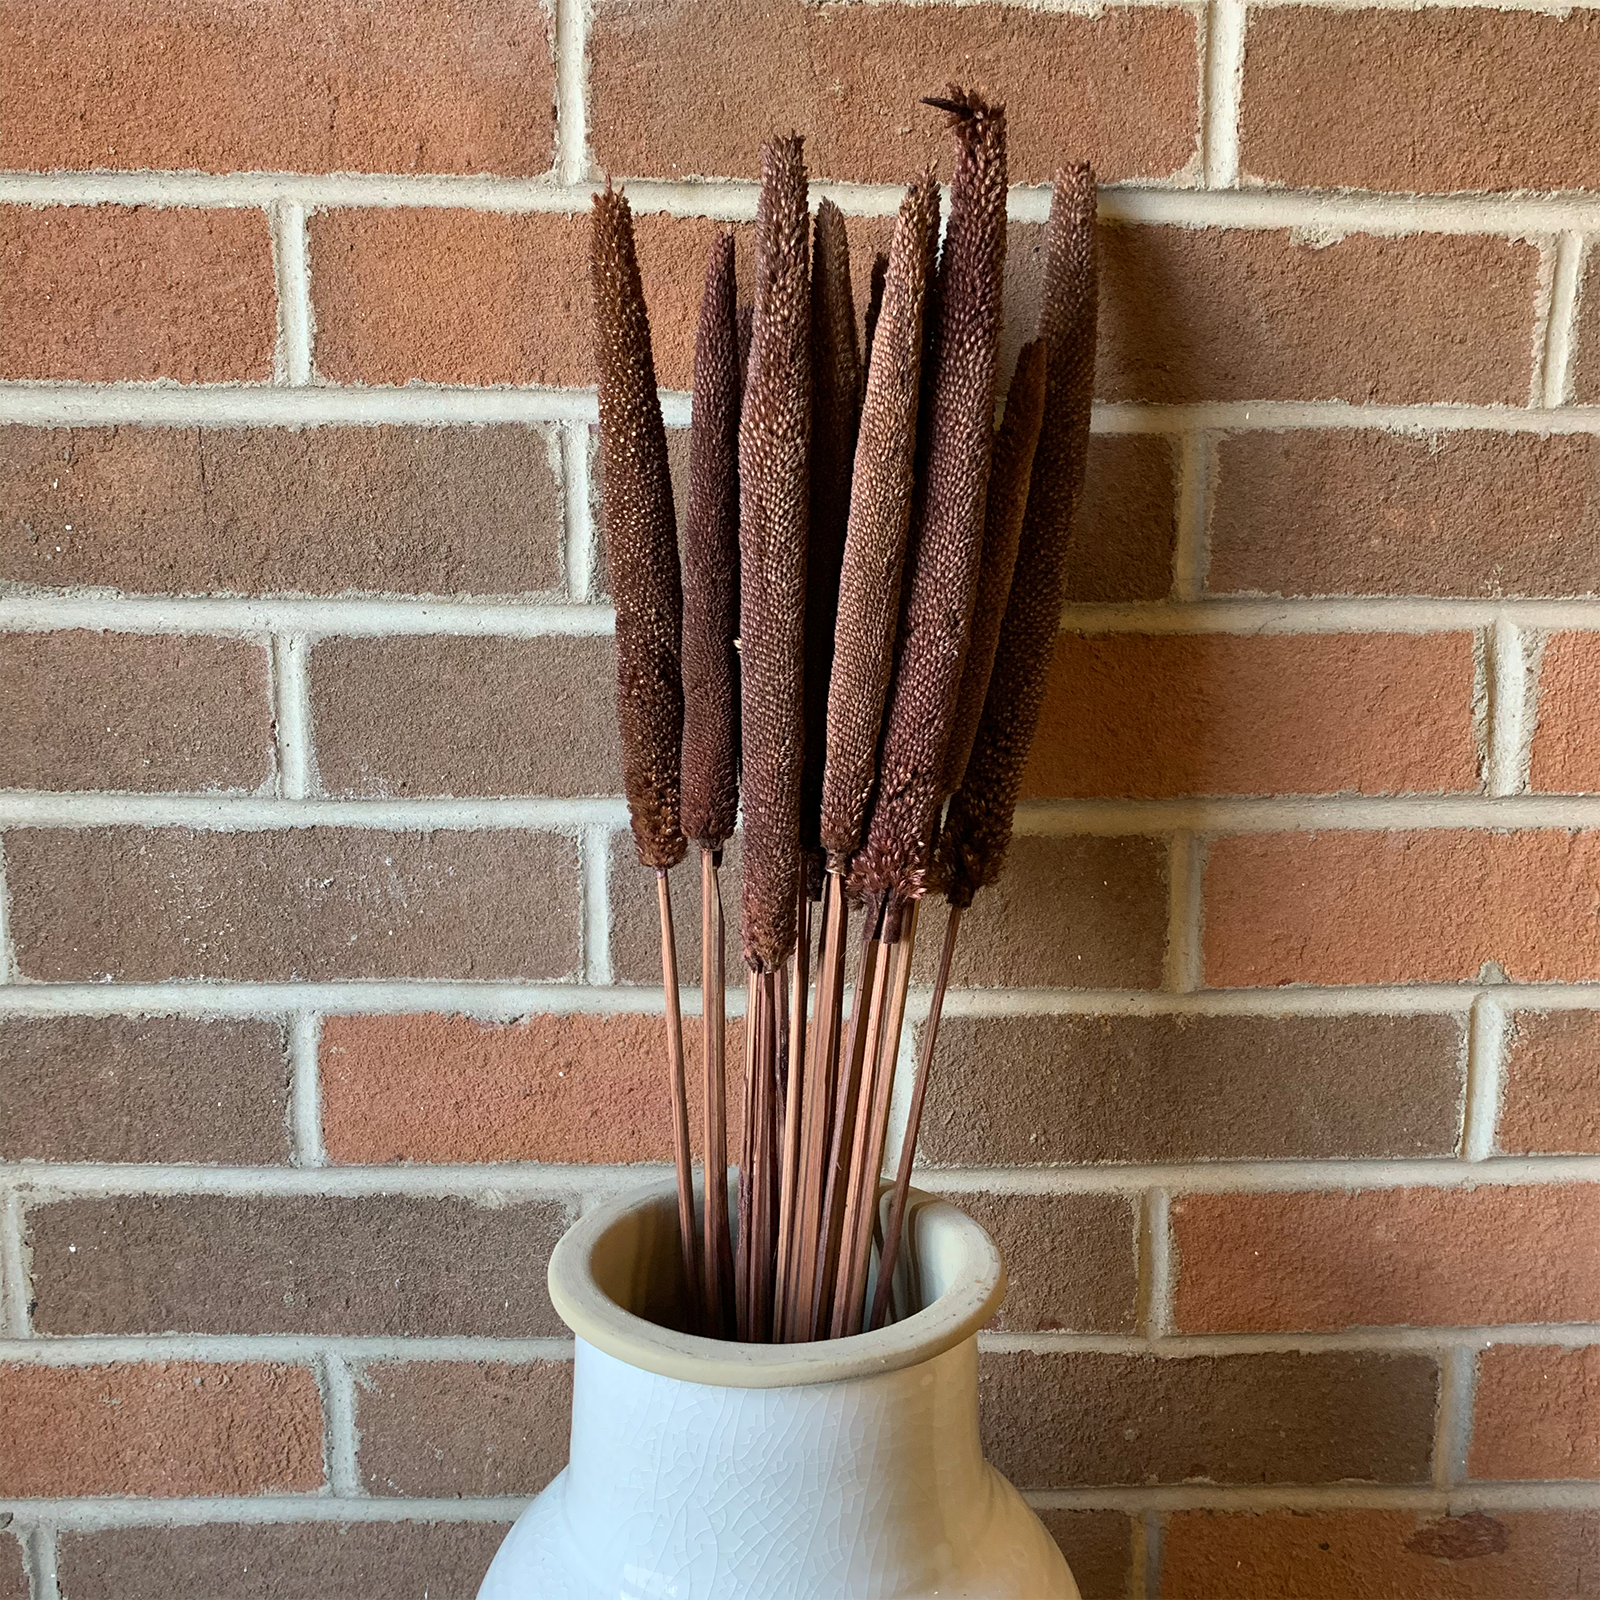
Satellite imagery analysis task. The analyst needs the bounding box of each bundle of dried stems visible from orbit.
[591,101,1098,1344]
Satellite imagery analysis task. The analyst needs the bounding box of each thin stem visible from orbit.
[774,884,811,1337]
[700,848,734,1337]
[736,967,760,1342]
[657,870,700,1334]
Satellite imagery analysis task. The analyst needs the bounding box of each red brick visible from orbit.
[1204,830,1600,987]
[1161,1509,1600,1600]
[1066,435,1177,602]
[1500,1011,1600,1155]
[0,1362,321,1497]
[1172,1186,1600,1333]
[2,0,554,176]
[1036,1512,1132,1600]
[980,1350,1437,1488]
[29,1196,571,1336]
[1241,9,1600,194]
[0,1535,21,1600]
[0,631,272,792]
[0,1016,289,1163]
[1471,1345,1600,1481]
[1208,430,1600,599]
[6,827,581,982]
[56,1522,509,1600]
[357,1362,571,1496]
[0,425,565,598]
[310,209,724,391]
[0,207,274,382]
[1022,632,1478,799]
[311,636,620,798]
[1530,632,1600,792]
[588,0,1198,184]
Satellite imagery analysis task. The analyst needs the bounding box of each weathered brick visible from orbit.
[1172,1186,1600,1332]
[1064,434,1177,603]
[29,1196,572,1337]
[56,1522,509,1600]
[311,636,620,798]
[1161,1509,1600,1600]
[358,1362,572,1496]
[0,631,273,792]
[1036,1511,1132,1600]
[0,1535,21,1600]
[1022,632,1478,799]
[0,1362,321,1497]
[1471,1345,1600,1481]
[0,425,564,598]
[588,0,1198,184]
[1204,830,1600,986]
[920,1014,1464,1166]
[1500,1011,1600,1155]
[2,0,555,176]
[1241,8,1600,194]
[320,1011,745,1166]
[1530,632,1600,792]
[0,1016,289,1164]
[979,1350,1437,1488]
[6,827,582,982]
[1,206,274,382]
[1208,431,1600,599]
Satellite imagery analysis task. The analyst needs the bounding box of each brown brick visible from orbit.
[979,1350,1437,1488]
[29,1195,571,1336]
[588,0,1197,184]
[311,636,620,798]
[1022,632,1478,799]
[0,1016,289,1164]
[0,1362,321,1496]
[1204,829,1600,987]
[1064,434,1177,603]
[1209,431,1600,599]
[0,207,274,382]
[358,1362,572,1496]
[0,631,272,792]
[3,0,554,176]
[608,832,743,986]
[1036,1511,1132,1600]
[57,1522,509,1600]
[921,1013,1463,1167]
[0,1535,21,1600]
[1241,9,1600,194]
[320,1011,747,1166]
[1471,1345,1600,1482]
[945,1192,1136,1334]
[1500,1011,1600,1155]
[1531,632,1600,792]
[1161,1509,1600,1600]
[1576,249,1600,404]
[1088,226,1536,405]
[1172,1186,1600,1333]
[0,425,564,597]
[311,210,723,391]
[6,827,582,982]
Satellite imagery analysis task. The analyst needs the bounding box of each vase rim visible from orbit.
[547,1179,1006,1389]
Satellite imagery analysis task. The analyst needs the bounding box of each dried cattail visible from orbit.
[940,338,1047,794]
[739,134,812,973]
[941,163,1099,909]
[862,250,889,370]
[591,183,686,871]
[817,175,941,862]
[852,90,1008,907]
[681,231,743,849]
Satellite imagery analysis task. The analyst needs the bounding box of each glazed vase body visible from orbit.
[478,1182,1077,1600]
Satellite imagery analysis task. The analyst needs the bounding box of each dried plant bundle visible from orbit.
[862,251,889,379]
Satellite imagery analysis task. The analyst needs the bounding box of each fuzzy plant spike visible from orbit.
[738,134,812,973]
[862,250,889,373]
[941,163,1099,910]
[591,183,686,871]
[817,173,941,863]
[681,230,743,850]
[852,90,1008,908]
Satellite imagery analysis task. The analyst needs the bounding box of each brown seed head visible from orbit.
[862,250,889,369]
[591,183,686,870]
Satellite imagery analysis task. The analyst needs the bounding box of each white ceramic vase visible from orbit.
[478,1179,1078,1600]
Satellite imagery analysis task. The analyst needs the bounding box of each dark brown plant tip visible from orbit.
[682,230,743,850]
[738,133,812,973]
[591,182,686,871]
[941,163,1099,910]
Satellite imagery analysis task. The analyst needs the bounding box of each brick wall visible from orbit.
[3,2,1600,1597]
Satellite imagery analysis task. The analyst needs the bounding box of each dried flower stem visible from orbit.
[774,884,811,1334]
[700,848,733,1334]
[656,871,700,1327]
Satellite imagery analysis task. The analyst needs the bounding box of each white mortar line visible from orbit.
[1139,1190,1174,1339]
[318,1352,363,1495]
[1139,1510,1164,1600]
[0,1191,30,1337]
[1528,236,1561,409]
[0,1496,531,1530]
[581,824,613,986]
[268,200,314,387]
[29,1527,59,1600]
[1054,599,1600,635]
[1012,793,1600,833]
[1463,994,1508,1162]
[561,424,595,602]
[1170,434,1212,602]
[1022,1482,1600,1515]
[1487,618,1531,796]
[975,1327,1600,1357]
[1162,835,1204,994]
[1541,233,1585,408]
[271,635,314,799]
[289,1012,327,1168]
[0,836,12,986]
[0,1335,576,1365]
[1432,1344,1479,1488]
[0,793,627,829]
[553,0,589,187]
[1201,0,1246,189]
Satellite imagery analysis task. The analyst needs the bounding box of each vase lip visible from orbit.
[547,1179,1006,1389]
